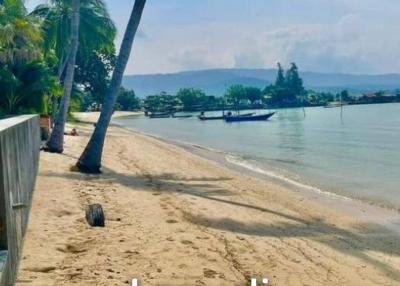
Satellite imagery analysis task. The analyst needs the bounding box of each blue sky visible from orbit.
[26,0,400,75]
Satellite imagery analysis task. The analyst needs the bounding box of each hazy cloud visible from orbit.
[25,0,400,75]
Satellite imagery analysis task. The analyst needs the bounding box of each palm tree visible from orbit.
[0,60,61,114]
[0,0,43,65]
[31,0,116,79]
[45,0,80,153]
[0,0,60,115]
[76,0,146,173]
[31,0,116,128]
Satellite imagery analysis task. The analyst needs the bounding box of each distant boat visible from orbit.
[324,101,348,108]
[198,114,225,120]
[224,112,275,122]
[148,112,172,118]
[198,112,254,121]
[172,114,193,118]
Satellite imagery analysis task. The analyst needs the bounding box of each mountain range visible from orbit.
[122,68,400,97]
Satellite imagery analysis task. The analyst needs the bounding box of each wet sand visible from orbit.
[17,119,400,285]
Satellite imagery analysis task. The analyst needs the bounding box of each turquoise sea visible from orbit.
[114,103,400,209]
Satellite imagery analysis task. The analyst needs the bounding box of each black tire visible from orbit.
[85,204,105,227]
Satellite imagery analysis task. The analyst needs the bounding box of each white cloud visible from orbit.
[23,0,400,75]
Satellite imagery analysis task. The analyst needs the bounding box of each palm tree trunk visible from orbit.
[76,0,146,173]
[45,0,80,153]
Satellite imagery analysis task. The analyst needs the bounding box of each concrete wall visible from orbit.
[0,115,40,286]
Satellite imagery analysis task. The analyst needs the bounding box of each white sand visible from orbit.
[17,120,400,285]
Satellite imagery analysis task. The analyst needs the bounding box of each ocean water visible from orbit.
[114,103,400,208]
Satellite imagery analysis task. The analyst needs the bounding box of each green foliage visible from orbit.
[176,88,207,110]
[263,62,306,107]
[0,0,42,65]
[31,0,116,75]
[75,48,116,105]
[0,60,61,114]
[225,85,263,107]
[244,86,263,104]
[0,0,61,115]
[307,91,334,105]
[27,0,117,113]
[225,84,247,105]
[116,87,140,111]
[275,62,285,87]
[339,90,353,101]
[285,63,304,95]
[144,92,180,113]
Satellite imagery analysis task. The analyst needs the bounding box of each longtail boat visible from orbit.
[172,114,193,118]
[198,112,254,121]
[148,112,172,118]
[224,112,275,122]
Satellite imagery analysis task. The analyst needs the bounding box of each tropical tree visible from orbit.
[32,0,116,126]
[275,62,285,87]
[263,62,307,107]
[116,87,140,111]
[245,86,262,104]
[45,0,80,152]
[75,47,116,105]
[0,61,61,114]
[76,0,147,173]
[31,0,116,78]
[176,88,206,111]
[0,0,60,115]
[225,84,247,106]
[0,0,42,64]
[339,90,353,102]
[144,92,179,113]
[285,62,304,96]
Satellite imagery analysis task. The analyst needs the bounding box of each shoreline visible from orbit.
[17,119,400,285]
[114,122,400,235]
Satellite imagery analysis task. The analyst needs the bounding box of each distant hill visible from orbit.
[122,68,400,97]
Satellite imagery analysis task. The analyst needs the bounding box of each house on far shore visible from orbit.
[359,91,400,104]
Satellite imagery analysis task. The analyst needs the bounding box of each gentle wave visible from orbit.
[225,154,352,201]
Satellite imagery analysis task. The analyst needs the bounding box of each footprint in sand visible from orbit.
[52,209,74,218]
[180,240,193,245]
[160,197,171,202]
[56,240,92,254]
[203,268,218,278]
[166,219,178,224]
[178,263,187,269]
[24,266,56,273]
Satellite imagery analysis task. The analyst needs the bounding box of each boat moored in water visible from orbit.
[224,112,275,122]
[198,112,255,121]
[148,112,173,118]
[172,114,193,118]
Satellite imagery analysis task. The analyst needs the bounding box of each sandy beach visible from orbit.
[16,116,400,285]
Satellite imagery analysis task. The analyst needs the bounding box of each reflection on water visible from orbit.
[115,103,400,208]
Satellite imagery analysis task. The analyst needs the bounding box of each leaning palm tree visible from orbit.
[76,0,146,173]
[45,0,80,153]
[31,0,116,79]
[32,0,116,129]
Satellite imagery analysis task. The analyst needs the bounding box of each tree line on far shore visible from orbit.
[134,63,400,113]
[1,0,399,173]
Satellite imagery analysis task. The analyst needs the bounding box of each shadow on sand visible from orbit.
[43,164,400,281]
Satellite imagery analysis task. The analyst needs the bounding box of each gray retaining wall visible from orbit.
[0,115,40,286]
